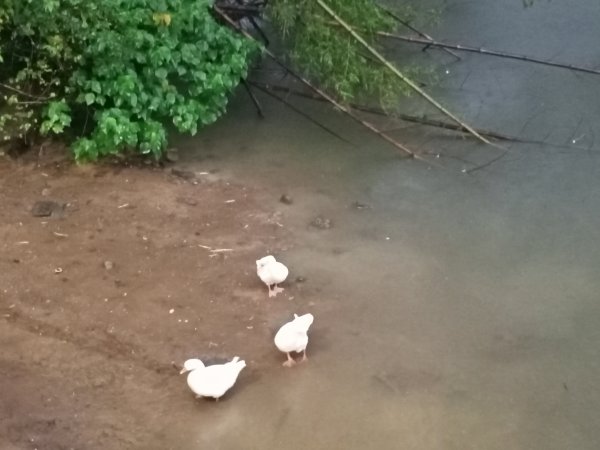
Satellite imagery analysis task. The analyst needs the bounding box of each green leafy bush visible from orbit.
[0,0,258,161]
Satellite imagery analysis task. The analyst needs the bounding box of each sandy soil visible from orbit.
[0,149,309,449]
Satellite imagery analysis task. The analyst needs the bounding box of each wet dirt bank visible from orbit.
[0,151,316,449]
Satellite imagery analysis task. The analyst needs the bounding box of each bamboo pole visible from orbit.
[316,0,491,145]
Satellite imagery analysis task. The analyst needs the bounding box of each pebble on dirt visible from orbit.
[170,168,196,182]
[165,148,179,163]
[103,260,114,271]
[280,194,293,205]
[31,200,65,218]
[176,196,198,206]
[309,216,332,230]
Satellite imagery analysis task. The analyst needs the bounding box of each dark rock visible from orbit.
[280,194,293,205]
[176,196,198,206]
[165,148,179,162]
[310,216,332,230]
[170,168,196,181]
[31,200,65,218]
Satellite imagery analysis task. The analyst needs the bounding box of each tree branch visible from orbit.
[378,5,461,60]
[378,32,600,76]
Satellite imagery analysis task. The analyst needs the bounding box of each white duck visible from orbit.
[274,313,314,367]
[256,255,289,298]
[180,356,246,401]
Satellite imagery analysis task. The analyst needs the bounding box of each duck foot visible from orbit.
[268,285,284,298]
[282,353,296,367]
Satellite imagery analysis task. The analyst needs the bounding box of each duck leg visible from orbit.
[282,352,296,367]
[301,349,308,363]
[267,284,275,297]
[272,284,285,295]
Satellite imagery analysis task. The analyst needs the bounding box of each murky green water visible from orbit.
[169,1,600,448]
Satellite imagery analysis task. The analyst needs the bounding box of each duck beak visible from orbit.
[179,368,188,374]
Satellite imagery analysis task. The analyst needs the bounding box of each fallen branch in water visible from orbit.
[251,81,513,141]
[240,79,264,118]
[316,0,491,146]
[251,82,590,151]
[464,150,510,174]
[378,5,461,61]
[248,81,355,146]
[378,32,600,76]
[214,6,425,160]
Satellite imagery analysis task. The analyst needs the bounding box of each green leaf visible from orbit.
[91,80,102,94]
[155,67,168,79]
[84,93,95,105]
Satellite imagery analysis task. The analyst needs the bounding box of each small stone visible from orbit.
[280,194,293,205]
[310,216,332,230]
[41,188,51,197]
[31,200,65,218]
[165,148,179,162]
[170,168,196,181]
[295,276,306,283]
[103,260,114,271]
[176,196,198,206]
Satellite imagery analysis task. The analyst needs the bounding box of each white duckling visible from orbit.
[256,255,289,298]
[180,356,246,401]
[274,313,314,367]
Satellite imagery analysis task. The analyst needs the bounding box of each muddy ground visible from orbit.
[0,149,313,449]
